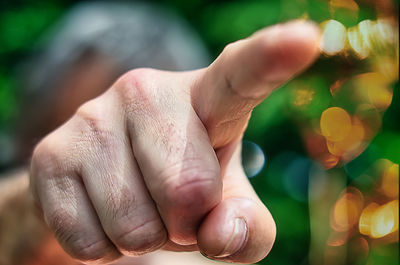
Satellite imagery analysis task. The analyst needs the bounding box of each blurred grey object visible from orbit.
[241,140,266,178]
[22,1,210,98]
[24,1,210,92]
[1,1,211,171]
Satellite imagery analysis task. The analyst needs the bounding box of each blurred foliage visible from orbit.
[0,0,398,265]
[0,1,64,129]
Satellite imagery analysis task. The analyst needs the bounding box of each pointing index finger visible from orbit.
[192,20,321,148]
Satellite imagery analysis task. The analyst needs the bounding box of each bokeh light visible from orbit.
[320,107,352,142]
[320,20,347,55]
[329,0,359,11]
[359,200,399,239]
[283,156,312,202]
[350,20,376,59]
[353,72,393,110]
[370,200,399,238]
[326,116,365,157]
[293,87,315,107]
[380,163,399,198]
[359,202,380,236]
[331,188,364,232]
[347,24,370,59]
[241,140,266,178]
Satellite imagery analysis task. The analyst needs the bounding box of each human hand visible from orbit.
[30,20,320,264]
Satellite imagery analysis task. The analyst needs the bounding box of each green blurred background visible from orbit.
[0,0,398,265]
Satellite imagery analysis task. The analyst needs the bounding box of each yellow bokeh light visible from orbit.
[326,117,365,157]
[381,163,399,198]
[369,19,398,51]
[320,20,347,56]
[331,189,364,232]
[372,54,399,83]
[358,20,374,50]
[353,72,393,110]
[320,107,352,142]
[323,18,398,61]
[348,25,370,59]
[366,76,393,110]
[371,200,399,238]
[293,87,315,107]
[347,19,398,59]
[359,200,399,238]
[330,0,359,11]
[359,203,379,236]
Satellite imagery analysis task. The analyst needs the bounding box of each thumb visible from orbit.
[197,142,276,263]
[192,20,320,148]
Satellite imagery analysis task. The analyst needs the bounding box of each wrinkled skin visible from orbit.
[30,21,320,264]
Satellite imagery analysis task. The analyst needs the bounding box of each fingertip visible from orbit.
[198,209,246,258]
[281,20,321,64]
[191,20,321,146]
[255,20,321,83]
[198,197,276,264]
[286,20,321,41]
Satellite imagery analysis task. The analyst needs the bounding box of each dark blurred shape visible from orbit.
[283,156,312,202]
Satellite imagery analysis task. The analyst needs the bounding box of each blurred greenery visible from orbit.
[0,1,64,129]
[0,0,398,265]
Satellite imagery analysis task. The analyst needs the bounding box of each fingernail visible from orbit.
[214,218,247,258]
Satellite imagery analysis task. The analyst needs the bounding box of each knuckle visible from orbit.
[75,101,118,148]
[31,136,64,175]
[221,39,243,58]
[30,132,75,204]
[116,68,151,92]
[113,68,153,112]
[222,42,237,55]
[111,214,167,255]
[75,101,104,132]
[31,140,51,171]
[160,162,221,211]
